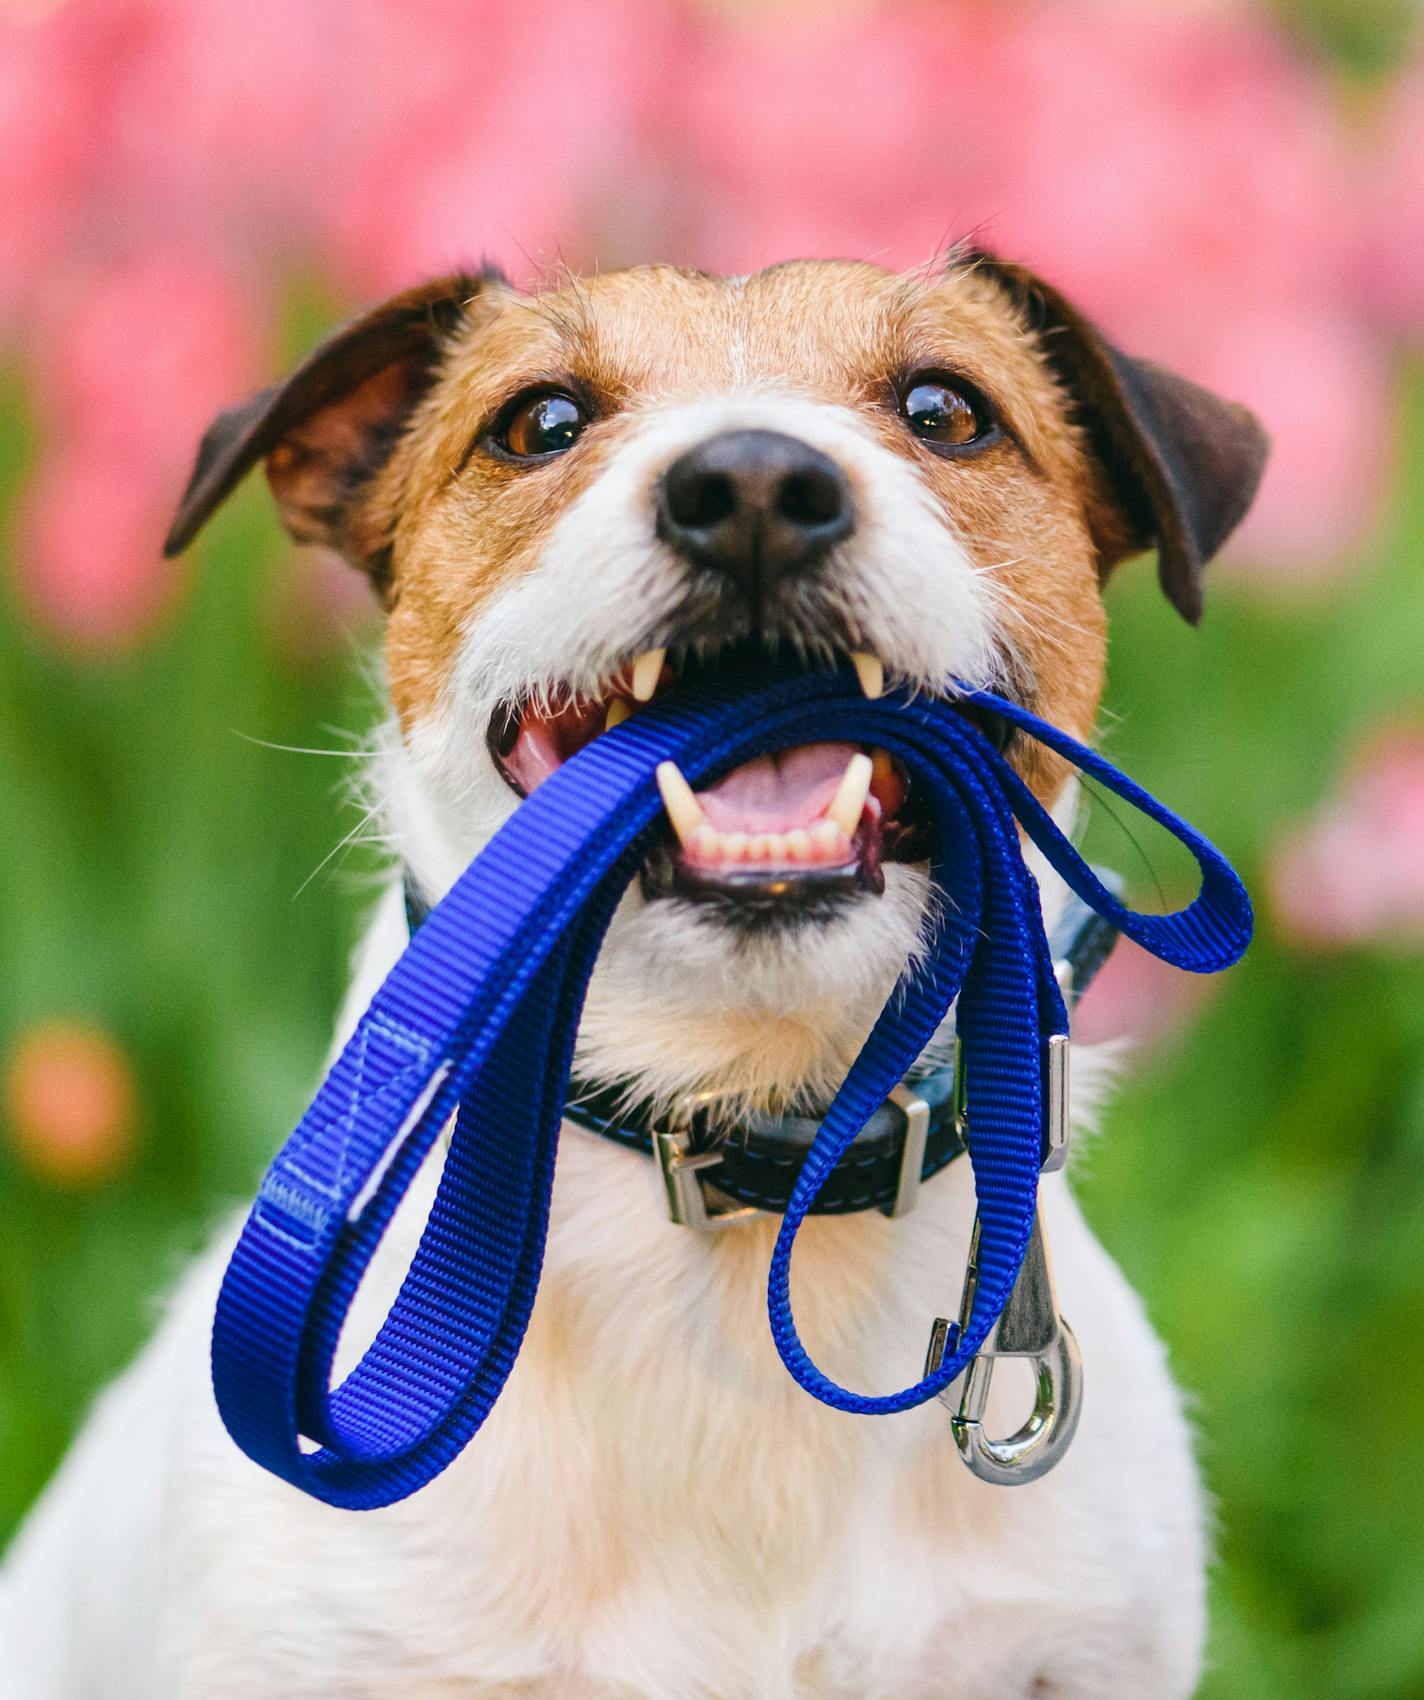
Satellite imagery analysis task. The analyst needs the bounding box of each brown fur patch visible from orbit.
[365,261,1114,798]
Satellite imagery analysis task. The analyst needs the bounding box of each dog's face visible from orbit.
[170,255,1265,1106]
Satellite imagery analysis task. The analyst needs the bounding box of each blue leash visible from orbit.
[211,663,1251,1508]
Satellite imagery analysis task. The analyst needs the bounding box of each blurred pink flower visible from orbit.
[1071,933,1219,1051]
[1359,48,1424,342]
[15,442,175,647]
[1,0,338,329]
[680,4,1350,296]
[14,244,262,648]
[677,3,998,273]
[1270,725,1424,949]
[987,6,1354,338]
[31,244,260,457]
[42,0,332,252]
[0,19,94,329]
[0,0,1403,624]
[319,0,690,292]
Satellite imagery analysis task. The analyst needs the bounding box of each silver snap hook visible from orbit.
[926,1205,1084,1486]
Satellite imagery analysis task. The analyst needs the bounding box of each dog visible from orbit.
[1,250,1267,1699]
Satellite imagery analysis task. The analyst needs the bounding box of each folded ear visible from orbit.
[966,251,1269,624]
[163,266,506,591]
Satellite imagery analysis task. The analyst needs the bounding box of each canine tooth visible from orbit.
[656,761,706,845]
[827,753,874,838]
[690,825,721,862]
[631,647,667,703]
[850,651,884,699]
[604,698,631,730]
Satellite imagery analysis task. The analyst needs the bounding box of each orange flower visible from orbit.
[3,1020,140,1188]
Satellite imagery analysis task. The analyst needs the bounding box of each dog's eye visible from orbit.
[496,389,588,459]
[900,376,990,450]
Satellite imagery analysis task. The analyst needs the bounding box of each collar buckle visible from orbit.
[883,1082,932,1218]
[654,1092,767,1231]
[655,1076,941,1231]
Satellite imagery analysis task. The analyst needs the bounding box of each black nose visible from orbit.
[657,429,854,602]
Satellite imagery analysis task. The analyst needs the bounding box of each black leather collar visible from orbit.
[562,1062,965,1216]
[404,874,1118,1218]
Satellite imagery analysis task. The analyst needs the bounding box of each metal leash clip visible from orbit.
[924,1031,1083,1485]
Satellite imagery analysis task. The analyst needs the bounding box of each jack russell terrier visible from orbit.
[2,250,1267,1700]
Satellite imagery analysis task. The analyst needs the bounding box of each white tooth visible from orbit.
[631,647,667,703]
[655,761,706,846]
[826,753,873,838]
[850,651,884,699]
[604,698,631,730]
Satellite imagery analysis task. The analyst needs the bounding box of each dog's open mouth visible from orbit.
[489,647,950,910]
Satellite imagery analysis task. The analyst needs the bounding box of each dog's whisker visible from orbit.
[232,731,372,760]
[291,803,387,901]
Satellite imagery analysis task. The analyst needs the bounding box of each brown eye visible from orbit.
[496,389,588,459]
[900,376,990,449]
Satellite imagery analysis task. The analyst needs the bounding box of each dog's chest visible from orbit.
[226,1143,1059,1699]
[242,1368,1029,1698]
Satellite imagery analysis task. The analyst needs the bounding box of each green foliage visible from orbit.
[1274,0,1420,81]
[0,370,386,1535]
[1077,368,1424,1699]
[1,362,1422,1698]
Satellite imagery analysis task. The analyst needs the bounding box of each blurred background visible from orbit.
[0,0,1422,1692]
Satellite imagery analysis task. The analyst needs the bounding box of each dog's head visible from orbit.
[169,255,1266,1108]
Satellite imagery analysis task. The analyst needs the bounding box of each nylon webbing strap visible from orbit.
[211,663,1252,1507]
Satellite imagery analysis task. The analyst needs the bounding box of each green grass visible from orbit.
[1,358,1422,1699]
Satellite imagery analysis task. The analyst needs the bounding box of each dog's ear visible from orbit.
[967,252,1269,624]
[163,267,506,590]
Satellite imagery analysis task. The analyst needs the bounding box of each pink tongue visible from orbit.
[697,742,859,833]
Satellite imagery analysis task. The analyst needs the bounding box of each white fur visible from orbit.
[0,389,1208,1699]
